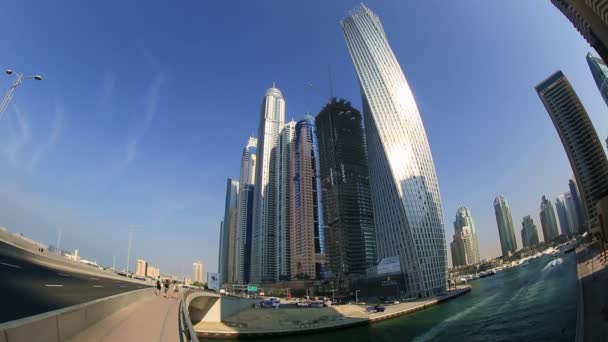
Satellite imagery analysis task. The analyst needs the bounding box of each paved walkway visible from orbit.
[576,243,608,342]
[68,294,181,342]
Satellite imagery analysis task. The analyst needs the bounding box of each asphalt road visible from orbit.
[0,251,150,323]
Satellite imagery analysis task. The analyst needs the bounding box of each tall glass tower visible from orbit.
[494,196,517,258]
[587,52,608,106]
[251,86,285,284]
[536,71,608,230]
[342,4,447,297]
[234,137,257,283]
[521,215,540,248]
[555,194,572,235]
[220,178,239,284]
[277,121,296,280]
[540,195,560,242]
[291,115,326,280]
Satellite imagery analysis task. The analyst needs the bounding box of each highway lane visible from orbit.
[0,252,152,323]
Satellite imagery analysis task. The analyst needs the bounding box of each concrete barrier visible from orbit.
[0,288,154,342]
[220,297,260,319]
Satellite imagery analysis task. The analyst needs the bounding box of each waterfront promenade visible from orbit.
[195,286,471,338]
[576,243,608,342]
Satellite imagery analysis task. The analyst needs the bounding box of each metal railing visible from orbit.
[179,293,199,342]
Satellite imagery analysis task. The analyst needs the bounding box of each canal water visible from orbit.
[218,252,578,341]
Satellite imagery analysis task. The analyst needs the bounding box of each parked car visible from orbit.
[375,305,385,312]
[259,300,275,309]
[296,300,311,308]
[311,301,324,308]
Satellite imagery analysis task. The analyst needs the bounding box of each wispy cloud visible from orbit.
[124,72,164,165]
[2,105,30,166]
[27,102,64,172]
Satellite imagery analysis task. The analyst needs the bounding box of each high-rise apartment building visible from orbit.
[551,0,608,62]
[536,71,608,230]
[316,98,377,278]
[252,85,285,284]
[450,207,481,267]
[494,196,518,258]
[587,52,608,106]
[556,194,572,235]
[540,195,560,242]
[147,266,160,279]
[277,121,295,280]
[193,261,205,284]
[220,179,239,284]
[234,138,257,283]
[521,216,540,248]
[342,4,447,297]
[291,115,326,280]
[136,259,147,277]
[565,190,582,233]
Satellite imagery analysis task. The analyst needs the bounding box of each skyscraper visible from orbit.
[565,190,582,233]
[220,178,239,284]
[241,184,255,283]
[136,259,147,277]
[252,85,285,284]
[569,178,585,232]
[277,121,295,281]
[291,115,326,280]
[316,98,377,279]
[540,195,560,242]
[193,261,205,284]
[536,71,608,230]
[587,52,608,106]
[342,4,447,297]
[551,0,608,62]
[556,194,571,235]
[450,207,480,267]
[234,138,257,283]
[521,216,540,248]
[494,196,518,258]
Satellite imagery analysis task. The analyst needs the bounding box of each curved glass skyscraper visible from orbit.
[494,195,517,257]
[341,4,447,297]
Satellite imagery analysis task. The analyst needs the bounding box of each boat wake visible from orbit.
[411,293,499,342]
[542,258,563,271]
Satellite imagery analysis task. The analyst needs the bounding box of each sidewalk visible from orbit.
[576,243,608,342]
[68,293,181,342]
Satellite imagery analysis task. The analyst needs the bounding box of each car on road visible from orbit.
[311,301,324,308]
[296,300,312,308]
[259,300,278,309]
[365,305,386,313]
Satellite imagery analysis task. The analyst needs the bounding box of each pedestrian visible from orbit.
[173,281,179,299]
[155,277,161,296]
[164,279,170,297]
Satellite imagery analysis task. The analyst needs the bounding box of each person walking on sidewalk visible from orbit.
[172,281,179,299]
[164,278,170,297]
[155,276,162,296]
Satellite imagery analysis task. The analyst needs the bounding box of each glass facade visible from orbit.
[342,4,447,297]
[587,52,608,107]
[220,178,239,284]
[450,206,480,267]
[494,196,518,257]
[315,98,377,278]
[540,195,560,242]
[234,137,257,283]
[521,215,540,248]
[277,121,295,280]
[555,194,571,235]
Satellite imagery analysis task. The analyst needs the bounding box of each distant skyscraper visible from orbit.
[587,52,608,106]
[536,71,608,230]
[193,261,205,283]
[234,138,257,283]
[136,259,147,277]
[220,178,239,284]
[241,184,255,283]
[569,178,586,231]
[540,195,560,242]
[316,98,377,278]
[556,194,571,235]
[565,190,582,233]
[252,85,285,284]
[494,196,518,257]
[291,115,326,280]
[450,207,481,267]
[551,0,608,62]
[521,216,540,248]
[277,121,295,280]
[342,3,447,297]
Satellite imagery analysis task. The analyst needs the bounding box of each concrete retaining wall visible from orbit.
[0,288,154,342]
[221,297,260,320]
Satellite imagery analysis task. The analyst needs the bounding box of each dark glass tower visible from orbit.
[315,98,377,279]
[587,52,608,107]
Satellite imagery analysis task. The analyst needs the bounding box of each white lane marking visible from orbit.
[45,284,64,287]
[90,277,99,280]
[119,285,127,288]
[93,285,104,288]
[0,262,22,269]
[58,273,71,277]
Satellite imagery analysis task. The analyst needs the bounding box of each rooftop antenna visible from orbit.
[328,64,334,103]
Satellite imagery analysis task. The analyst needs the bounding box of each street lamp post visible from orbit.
[126,226,142,274]
[0,70,42,120]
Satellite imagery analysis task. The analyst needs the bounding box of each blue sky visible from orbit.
[0,1,606,276]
